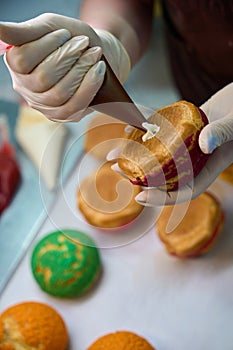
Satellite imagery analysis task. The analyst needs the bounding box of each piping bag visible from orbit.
[0,40,147,130]
[89,55,147,131]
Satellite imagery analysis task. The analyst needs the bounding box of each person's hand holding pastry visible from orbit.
[108,83,233,206]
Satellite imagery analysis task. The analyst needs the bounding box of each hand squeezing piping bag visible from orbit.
[0,41,147,130]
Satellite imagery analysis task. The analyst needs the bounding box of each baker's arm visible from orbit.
[80,0,154,66]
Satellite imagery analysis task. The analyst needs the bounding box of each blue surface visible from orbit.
[0,99,47,292]
[0,99,86,293]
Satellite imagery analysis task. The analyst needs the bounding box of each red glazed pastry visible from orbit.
[118,100,209,191]
[156,192,224,258]
[0,119,20,214]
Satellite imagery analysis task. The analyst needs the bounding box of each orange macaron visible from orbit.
[77,161,143,229]
[87,330,155,350]
[84,113,127,160]
[0,301,68,350]
[156,192,224,257]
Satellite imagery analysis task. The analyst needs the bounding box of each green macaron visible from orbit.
[31,229,101,298]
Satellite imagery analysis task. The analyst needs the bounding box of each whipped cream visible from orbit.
[142,122,160,142]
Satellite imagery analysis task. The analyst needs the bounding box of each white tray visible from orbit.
[1,150,233,349]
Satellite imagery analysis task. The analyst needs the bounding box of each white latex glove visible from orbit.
[107,83,233,206]
[0,13,130,122]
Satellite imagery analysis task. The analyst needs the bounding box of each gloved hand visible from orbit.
[107,83,233,206]
[0,13,131,122]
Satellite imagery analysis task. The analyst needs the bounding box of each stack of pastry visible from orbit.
[78,113,143,229]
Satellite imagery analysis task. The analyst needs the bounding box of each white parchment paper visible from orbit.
[1,153,233,350]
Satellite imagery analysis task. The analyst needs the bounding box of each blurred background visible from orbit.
[0,0,180,107]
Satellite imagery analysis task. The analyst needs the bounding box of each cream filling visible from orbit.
[142,122,160,142]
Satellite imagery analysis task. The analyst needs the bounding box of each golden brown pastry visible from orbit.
[77,161,143,229]
[118,100,209,191]
[156,192,224,257]
[219,164,233,184]
[84,113,127,160]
